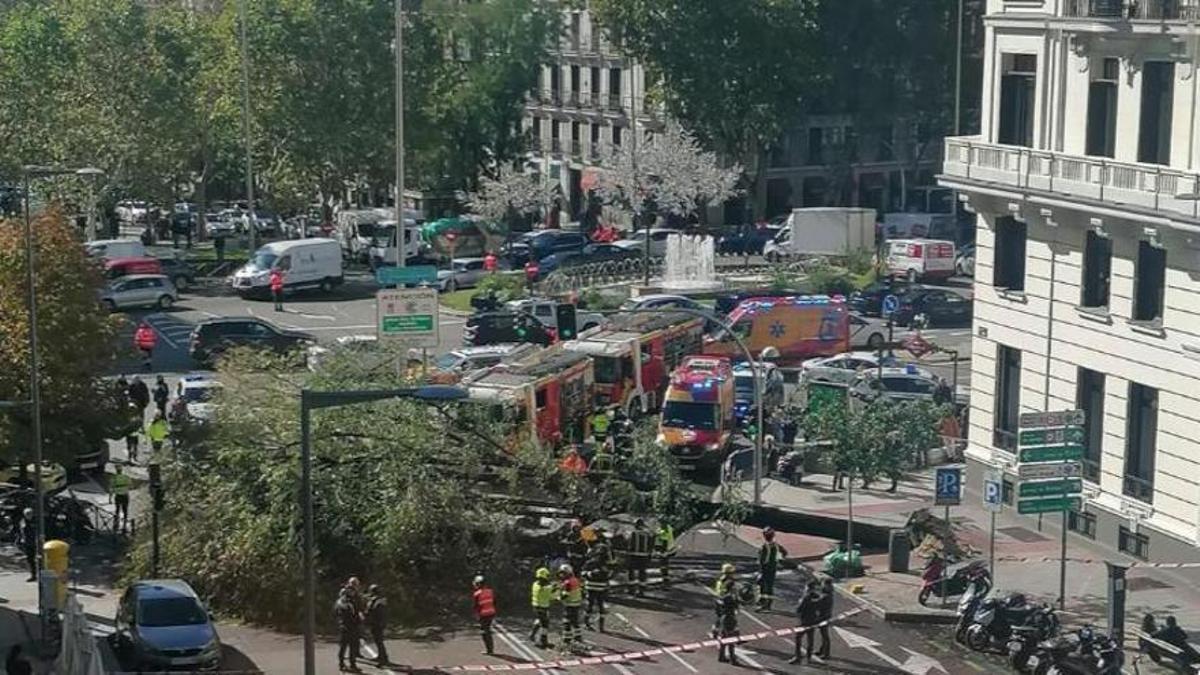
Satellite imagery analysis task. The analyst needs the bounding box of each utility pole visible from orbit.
[631,63,647,286]
[238,0,257,252]
[394,0,406,269]
[21,171,45,632]
[954,0,964,136]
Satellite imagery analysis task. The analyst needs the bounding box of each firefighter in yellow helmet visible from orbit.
[529,567,554,648]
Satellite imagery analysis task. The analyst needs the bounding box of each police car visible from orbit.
[177,372,222,423]
[848,364,951,404]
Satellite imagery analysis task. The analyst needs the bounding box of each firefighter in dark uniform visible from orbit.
[757,526,787,610]
[582,553,610,632]
[562,521,588,580]
[626,518,654,597]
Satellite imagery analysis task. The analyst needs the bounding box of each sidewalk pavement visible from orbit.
[731,467,1200,640]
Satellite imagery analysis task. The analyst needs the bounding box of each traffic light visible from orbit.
[512,313,528,340]
[555,303,577,340]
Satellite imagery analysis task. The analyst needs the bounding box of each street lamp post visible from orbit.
[76,167,104,242]
[298,385,468,675]
[237,0,257,253]
[394,0,406,269]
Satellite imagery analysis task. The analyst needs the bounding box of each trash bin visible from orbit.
[888,529,910,573]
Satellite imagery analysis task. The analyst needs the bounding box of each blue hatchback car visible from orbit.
[114,579,222,671]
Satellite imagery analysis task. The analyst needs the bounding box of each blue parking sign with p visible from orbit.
[935,467,962,506]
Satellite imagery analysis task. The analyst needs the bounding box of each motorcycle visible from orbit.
[775,450,804,486]
[965,593,1038,653]
[955,582,987,644]
[1006,606,1061,671]
[1034,627,1123,675]
[919,558,992,606]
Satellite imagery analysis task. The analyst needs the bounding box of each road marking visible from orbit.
[144,318,179,349]
[493,620,563,675]
[833,626,947,675]
[612,612,698,673]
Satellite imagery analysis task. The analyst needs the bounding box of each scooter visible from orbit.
[1034,627,1123,675]
[965,593,1036,653]
[919,558,992,605]
[1006,606,1060,672]
[775,450,804,486]
[955,582,987,644]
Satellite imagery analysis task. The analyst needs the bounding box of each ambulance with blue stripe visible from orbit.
[657,356,736,467]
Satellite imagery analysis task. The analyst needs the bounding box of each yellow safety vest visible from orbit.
[656,524,676,552]
[111,473,132,496]
[531,580,554,608]
[146,419,169,443]
[714,575,735,596]
[558,578,583,607]
[592,414,611,434]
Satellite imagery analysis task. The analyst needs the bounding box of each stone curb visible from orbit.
[828,582,959,625]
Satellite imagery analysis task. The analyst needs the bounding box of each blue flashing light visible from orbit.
[905,364,919,374]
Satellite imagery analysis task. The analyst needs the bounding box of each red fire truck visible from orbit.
[563,311,704,418]
[462,346,594,448]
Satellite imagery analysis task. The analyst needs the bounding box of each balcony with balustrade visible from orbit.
[940,136,1200,225]
[1063,0,1200,20]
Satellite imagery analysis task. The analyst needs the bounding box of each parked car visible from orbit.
[205,212,237,237]
[176,372,222,423]
[885,238,956,282]
[113,579,222,671]
[611,228,684,258]
[85,238,146,260]
[848,280,910,317]
[105,256,165,281]
[464,311,554,347]
[438,258,491,292]
[956,243,976,277]
[716,224,781,255]
[430,344,537,380]
[538,243,636,275]
[188,317,314,367]
[505,298,604,333]
[891,287,973,327]
[507,230,589,266]
[0,461,68,493]
[157,256,196,291]
[849,365,951,404]
[101,274,178,311]
[801,352,897,387]
[620,294,704,313]
[849,314,889,351]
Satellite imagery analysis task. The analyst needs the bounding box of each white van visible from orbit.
[85,238,146,260]
[367,220,425,267]
[231,238,343,296]
[886,238,956,282]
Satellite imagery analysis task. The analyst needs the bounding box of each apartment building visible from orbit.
[940,0,1200,561]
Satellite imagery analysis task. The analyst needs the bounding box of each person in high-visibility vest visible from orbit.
[557,564,584,645]
[590,410,611,444]
[655,521,676,584]
[626,518,654,597]
[472,575,498,655]
[110,464,132,533]
[270,268,285,312]
[133,322,157,371]
[146,411,170,453]
[714,563,736,596]
[529,567,554,649]
[757,526,788,610]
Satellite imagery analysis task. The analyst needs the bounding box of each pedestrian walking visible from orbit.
[714,582,740,665]
[146,411,169,454]
[334,587,361,672]
[524,260,539,293]
[152,375,169,416]
[757,527,787,610]
[364,584,389,666]
[270,268,285,311]
[582,556,609,632]
[655,521,676,585]
[124,403,142,463]
[529,567,554,649]
[626,518,654,597]
[19,508,36,582]
[110,464,132,533]
[128,376,150,415]
[471,575,497,655]
[133,322,157,371]
[789,582,822,664]
[557,564,584,646]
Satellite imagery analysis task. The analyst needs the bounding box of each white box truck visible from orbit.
[763,207,876,261]
[231,238,343,296]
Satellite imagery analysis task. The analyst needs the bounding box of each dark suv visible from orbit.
[464,311,553,347]
[189,317,313,367]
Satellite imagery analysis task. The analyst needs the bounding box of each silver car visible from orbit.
[800,351,891,387]
[849,365,949,404]
[438,258,490,292]
[101,274,177,311]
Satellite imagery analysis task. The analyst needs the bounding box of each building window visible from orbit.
[1086,58,1118,158]
[1123,383,1157,504]
[1002,479,1014,505]
[992,217,1027,292]
[612,125,622,147]
[608,68,622,110]
[1068,510,1097,540]
[998,54,1037,147]
[590,66,601,103]
[807,128,824,165]
[1118,526,1150,560]
[1076,368,1105,484]
[549,67,561,104]
[1081,230,1112,309]
[994,345,1021,451]
[1138,61,1174,166]
[530,116,542,140]
[1133,240,1166,322]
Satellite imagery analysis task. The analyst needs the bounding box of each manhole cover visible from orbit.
[998,526,1049,543]
[1126,576,1172,592]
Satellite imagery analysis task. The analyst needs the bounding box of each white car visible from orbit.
[177,372,222,422]
[612,228,684,258]
[620,294,703,312]
[801,352,899,387]
[438,258,490,292]
[306,335,391,372]
[431,344,537,378]
[100,274,178,311]
[849,365,950,404]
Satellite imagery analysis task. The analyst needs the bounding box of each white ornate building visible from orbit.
[941,0,1200,560]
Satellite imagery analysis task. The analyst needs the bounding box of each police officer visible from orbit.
[655,521,676,585]
[757,527,787,610]
[529,567,554,648]
[557,564,584,645]
[110,465,132,533]
[334,587,360,672]
[582,554,610,632]
[364,584,388,666]
[472,575,497,655]
[626,518,654,597]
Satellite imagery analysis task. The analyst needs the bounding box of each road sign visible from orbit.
[1017,496,1081,515]
[1018,462,1082,481]
[983,471,1003,513]
[376,287,439,347]
[935,467,962,506]
[1019,427,1084,446]
[1019,445,1084,463]
[1020,409,1084,428]
[1018,479,1083,498]
[882,294,900,316]
[376,264,438,287]
[904,334,935,359]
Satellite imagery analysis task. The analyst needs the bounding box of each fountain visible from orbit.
[661,233,723,292]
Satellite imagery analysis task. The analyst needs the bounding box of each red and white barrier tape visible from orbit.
[437,607,864,672]
[995,555,1200,569]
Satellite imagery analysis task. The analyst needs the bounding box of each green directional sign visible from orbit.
[376,264,438,286]
[382,315,433,333]
[1019,445,1084,463]
[1018,496,1082,515]
[1019,427,1084,446]
[1019,479,1083,498]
